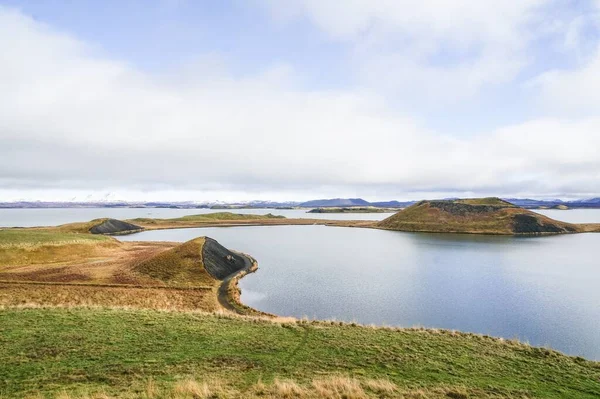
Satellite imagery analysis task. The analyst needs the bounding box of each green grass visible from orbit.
[453,198,515,206]
[0,308,599,398]
[174,212,285,221]
[0,229,111,248]
[0,229,116,269]
[129,212,285,224]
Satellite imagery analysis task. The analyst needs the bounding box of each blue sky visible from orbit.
[1,1,600,201]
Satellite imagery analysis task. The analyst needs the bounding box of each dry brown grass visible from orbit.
[16,376,533,398]
[0,239,119,269]
[133,238,215,286]
[172,378,217,398]
[0,230,254,314]
[0,240,176,285]
[363,379,397,395]
[0,282,218,311]
[579,223,600,232]
[312,376,366,398]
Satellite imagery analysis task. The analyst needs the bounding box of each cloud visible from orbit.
[260,0,599,102]
[1,5,600,201]
[529,46,600,117]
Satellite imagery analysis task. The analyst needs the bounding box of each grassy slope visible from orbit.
[0,308,599,398]
[0,229,111,247]
[133,237,214,287]
[54,219,112,234]
[0,229,116,268]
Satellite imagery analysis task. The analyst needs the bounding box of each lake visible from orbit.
[119,225,600,360]
[0,208,395,227]
[2,207,600,228]
[535,208,600,224]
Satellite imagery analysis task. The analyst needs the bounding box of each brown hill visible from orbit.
[377,198,579,235]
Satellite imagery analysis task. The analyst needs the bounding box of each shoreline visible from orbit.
[216,251,276,318]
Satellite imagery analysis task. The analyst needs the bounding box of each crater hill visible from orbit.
[377,198,580,235]
[57,218,143,235]
[134,237,250,286]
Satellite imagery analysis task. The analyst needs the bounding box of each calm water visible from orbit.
[0,208,395,227]
[535,209,600,224]
[119,225,600,360]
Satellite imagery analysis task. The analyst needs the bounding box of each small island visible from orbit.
[307,206,397,213]
[377,197,592,235]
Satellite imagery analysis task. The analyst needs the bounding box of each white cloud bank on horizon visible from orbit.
[1,5,600,201]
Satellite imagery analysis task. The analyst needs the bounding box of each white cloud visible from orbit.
[1,6,600,201]
[261,0,599,101]
[530,46,600,116]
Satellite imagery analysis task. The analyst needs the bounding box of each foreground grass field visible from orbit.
[1,308,599,399]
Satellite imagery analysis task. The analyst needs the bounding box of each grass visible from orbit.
[55,219,110,234]
[0,307,599,398]
[133,237,215,287]
[0,283,216,311]
[129,212,285,226]
[0,229,111,248]
[454,198,515,206]
[0,229,117,269]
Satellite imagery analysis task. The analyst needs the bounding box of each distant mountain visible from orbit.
[299,198,371,207]
[579,198,600,204]
[504,198,600,209]
[1,197,599,209]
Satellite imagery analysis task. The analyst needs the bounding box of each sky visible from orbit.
[1,0,600,202]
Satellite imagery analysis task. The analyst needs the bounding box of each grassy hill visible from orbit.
[53,218,143,235]
[134,237,249,287]
[308,207,388,213]
[378,198,580,235]
[1,308,599,398]
[127,212,286,229]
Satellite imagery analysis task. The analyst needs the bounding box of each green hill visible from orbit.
[378,198,579,235]
[1,308,599,398]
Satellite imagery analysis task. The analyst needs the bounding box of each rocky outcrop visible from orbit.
[202,237,247,280]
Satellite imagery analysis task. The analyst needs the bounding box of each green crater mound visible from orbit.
[134,237,247,286]
[378,197,579,235]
